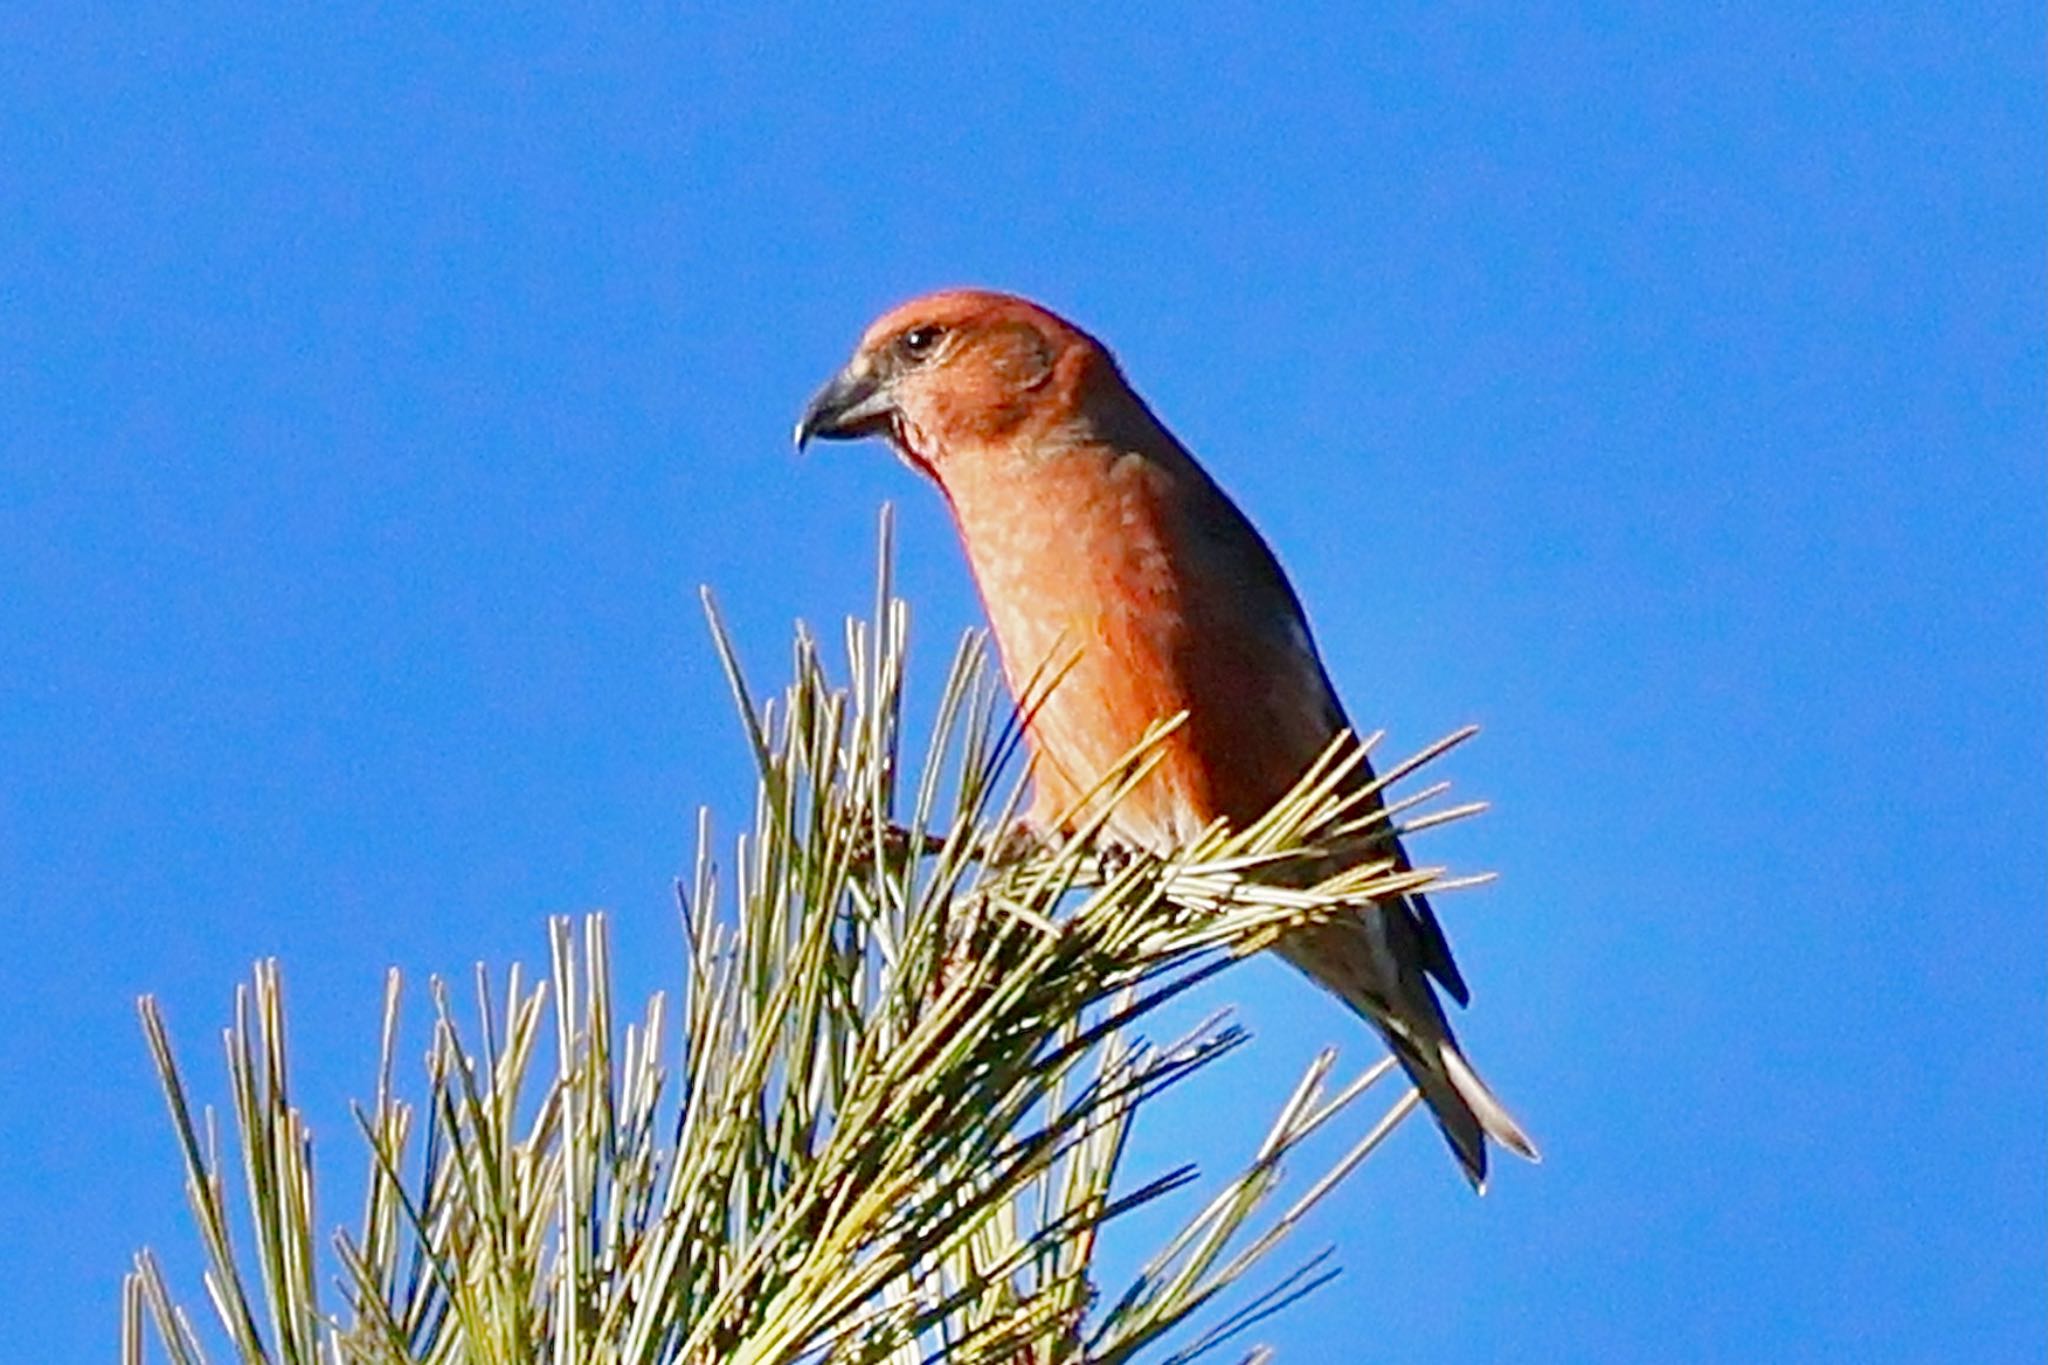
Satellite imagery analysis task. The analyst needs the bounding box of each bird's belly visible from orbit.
[1002,632,1205,850]
[950,454,1340,852]
[985,598,1325,853]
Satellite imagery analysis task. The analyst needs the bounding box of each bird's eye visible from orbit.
[897,325,946,362]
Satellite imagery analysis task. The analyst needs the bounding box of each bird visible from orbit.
[795,288,1536,1190]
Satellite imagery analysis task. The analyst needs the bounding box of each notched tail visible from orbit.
[1441,1042,1539,1163]
[1383,1028,1539,1193]
[1276,908,1538,1192]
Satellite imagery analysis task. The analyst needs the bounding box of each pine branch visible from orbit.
[126,514,1487,1363]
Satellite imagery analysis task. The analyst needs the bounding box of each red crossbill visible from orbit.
[797,289,1536,1189]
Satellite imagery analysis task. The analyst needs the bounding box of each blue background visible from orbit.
[3,6,2041,1361]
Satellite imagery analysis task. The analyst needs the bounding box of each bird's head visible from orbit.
[794,289,1120,477]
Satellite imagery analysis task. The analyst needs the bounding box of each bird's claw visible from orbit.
[1092,840,1137,878]
[852,819,1038,873]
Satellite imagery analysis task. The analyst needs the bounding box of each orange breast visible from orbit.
[942,448,1339,851]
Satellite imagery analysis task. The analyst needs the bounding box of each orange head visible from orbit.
[794,289,1144,478]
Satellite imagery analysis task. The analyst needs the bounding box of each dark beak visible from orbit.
[793,364,893,451]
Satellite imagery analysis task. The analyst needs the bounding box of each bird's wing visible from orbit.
[1170,454,1473,1007]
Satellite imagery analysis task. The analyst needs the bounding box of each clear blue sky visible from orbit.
[3,5,2040,1361]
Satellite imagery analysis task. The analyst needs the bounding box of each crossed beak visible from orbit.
[793,362,894,451]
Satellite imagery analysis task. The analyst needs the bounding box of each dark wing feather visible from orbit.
[1167,445,1473,1007]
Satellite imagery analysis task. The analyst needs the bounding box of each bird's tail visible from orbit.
[1275,909,1538,1192]
[1379,1013,1539,1192]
